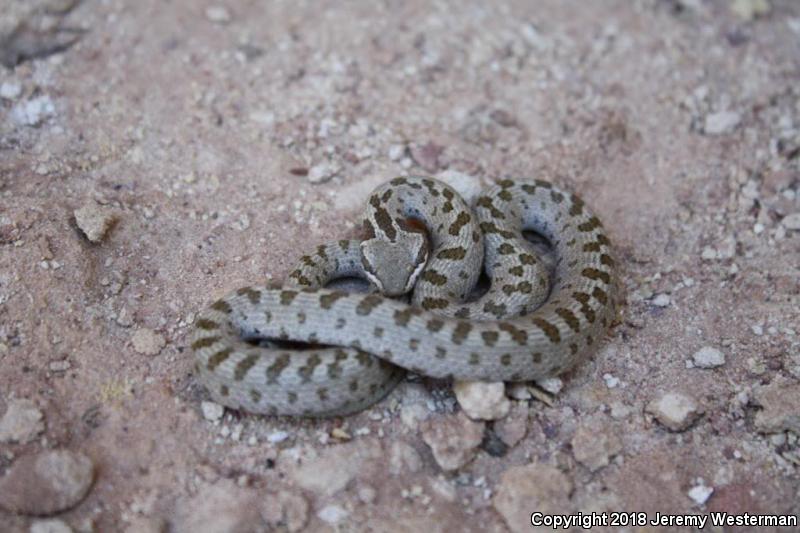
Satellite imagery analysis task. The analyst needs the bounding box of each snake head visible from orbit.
[360,232,429,296]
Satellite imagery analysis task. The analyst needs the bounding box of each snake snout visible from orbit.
[360,234,427,296]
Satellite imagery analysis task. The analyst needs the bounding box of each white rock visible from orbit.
[507,383,532,400]
[692,346,726,368]
[687,483,714,504]
[700,246,717,260]
[388,144,406,161]
[781,213,800,230]
[704,111,741,135]
[11,96,56,126]
[201,401,224,422]
[536,377,563,394]
[0,398,45,444]
[0,82,22,100]
[267,430,289,443]
[30,519,73,533]
[646,392,704,431]
[205,6,231,23]
[603,373,620,388]
[317,504,348,524]
[453,381,510,420]
[651,293,671,307]
[307,162,340,184]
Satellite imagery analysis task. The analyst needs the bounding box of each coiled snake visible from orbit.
[191,176,616,416]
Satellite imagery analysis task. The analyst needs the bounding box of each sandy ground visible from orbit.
[1,0,799,531]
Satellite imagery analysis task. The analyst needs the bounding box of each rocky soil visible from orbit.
[1,0,799,531]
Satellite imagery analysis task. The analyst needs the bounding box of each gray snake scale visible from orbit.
[191,176,617,417]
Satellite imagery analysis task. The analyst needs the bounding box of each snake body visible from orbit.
[191,177,616,416]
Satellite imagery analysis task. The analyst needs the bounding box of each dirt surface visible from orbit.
[1,0,799,531]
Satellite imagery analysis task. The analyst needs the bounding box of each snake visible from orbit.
[191,176,617,417]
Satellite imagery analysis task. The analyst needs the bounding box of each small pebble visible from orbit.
[603,373,620,388]
[704,111,741,135]
[357,485,376,504]
[646,392,704,431]
[506,383,532,400]
[317,504,348,524]
[571,418,623,472]
[536,377,563,395]
[49,360,71,372]
[388,144,406,161]
[493,463,572,531]
[651,293,671,307]
[205,6,231,23]
[453,381,510,420]
[74,203,117,243]
[0,82,22,100]
[267,430,290,443]
[781,213,800,230]
[421,412,484,471]
[687,483,714,505]
[131,329,166,356]
[201,401,224,422]
[494,402,529,447]
[0,398,44,444]
[753,380,800,434]
[11,96,55,126]
[692,346,726,368]
[700,247,717,260]
[307,162,340,184]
